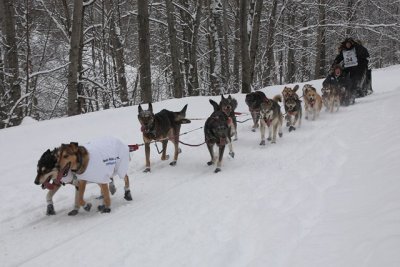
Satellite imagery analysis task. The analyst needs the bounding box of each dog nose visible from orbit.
[34,180,39,185]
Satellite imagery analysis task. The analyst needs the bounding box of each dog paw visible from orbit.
[229,152,235,158]
[259,140,266,146]
[289,126,296,132]
[207,161,214,166]
[83,203,92,212]
[124,190,133,201]
[161,155,170,161]
[214,168,221,173]
[109,183,116,195]
[271,140,276,144]
[46,204,56,216]
[143,168,151,173]
[286,121,290,127]
[169,161,177,166]
[267,137,272,141]
[251,128,256,132]
[68,209,79,216]
[279,133,283,138]
[98,205,111,213]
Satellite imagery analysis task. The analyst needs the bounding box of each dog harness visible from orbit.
[71,137,130,184]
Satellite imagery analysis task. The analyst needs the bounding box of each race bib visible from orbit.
[342,48,358,68]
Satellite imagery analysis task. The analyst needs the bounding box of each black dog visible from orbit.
[204,100,234,173]
[219,94,238,140]
[245,91,267,132]
[138,103,191,173]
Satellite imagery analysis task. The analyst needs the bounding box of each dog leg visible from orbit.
[123,175,133,201]
[170,139,179,166]
[68,186,82,216]
[259,120,266,145]
[228,138,234,158]
[161,139,169,161]
[45,185,61,215]
[144,142,151,173]
[278,120,283,138]
[207,143,215,166]
[268,123,273,142]
[271,124,277,143]
[98,184,111,213]
[215,145,225,173]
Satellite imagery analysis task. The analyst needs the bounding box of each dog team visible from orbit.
[34,83,343,216]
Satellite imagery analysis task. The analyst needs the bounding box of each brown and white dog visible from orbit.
[321,85,341,113]
[34,137,132,215]
[245,91,267,132]
[302,84,323,120]
[282,85,302,132]
[138,103,191,173]
[259,95,283,146]
[56,137,132,214]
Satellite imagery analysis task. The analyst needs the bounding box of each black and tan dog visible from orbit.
[35,137,132,215]
[259,95,283,146]
[219,94,238,140]
[245,91,267,132]
[281,85,302,132]
[204,100,235,173]
[138,103,190,173]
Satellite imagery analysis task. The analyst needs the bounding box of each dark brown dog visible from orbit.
[219,94,238,140]
[205,100,234,173]
[245,91,267,132]
[138,103,190,173]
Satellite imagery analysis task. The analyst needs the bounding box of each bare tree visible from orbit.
[137,0,152,103]
[240,0,251,93]
[67,0,84,116]
[0,0,22,127]
[165,0,185,98]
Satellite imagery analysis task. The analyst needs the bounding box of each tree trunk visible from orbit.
[314,0,326,79]
[249,0,263,85]
[137,0,152,103]
[240,0,251,93]
[263,0,277,86]
[286,2,296,83]
[233,0,240,92]
[67,0,83,116]
[0,0,22,127]
[108,0,129,106]
[165,0,184,98]
[188,0,202,96]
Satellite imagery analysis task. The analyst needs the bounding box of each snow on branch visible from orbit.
[29,63,70,79]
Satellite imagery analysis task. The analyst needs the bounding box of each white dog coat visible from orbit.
[62,137,129,184]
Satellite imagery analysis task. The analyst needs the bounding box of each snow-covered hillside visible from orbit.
[1,66,400,267]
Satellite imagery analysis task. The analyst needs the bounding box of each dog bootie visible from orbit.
[83,203,92,212]
[68,209,79,216]
[46,204,56,216]
[98,205,111,213]
[124,190,133,201]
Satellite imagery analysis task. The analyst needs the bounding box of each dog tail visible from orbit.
[273,95,282,103]
[176,104,191,124]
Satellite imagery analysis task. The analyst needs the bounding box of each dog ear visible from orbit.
[221,94,225,100]
[228,95,232,100]
[293,85,299,92]
[180,104,188,116]
[138,104,143,114]
[148,103,153,113]
[209,99,220,111]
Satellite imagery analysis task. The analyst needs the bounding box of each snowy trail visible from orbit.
[1,66,400,267]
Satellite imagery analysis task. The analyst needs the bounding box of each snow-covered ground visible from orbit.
[1,65,400,267]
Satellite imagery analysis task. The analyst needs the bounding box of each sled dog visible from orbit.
[245,91,267,131]
[259,95,283,145]
[321,85,341,113]
[282,85,302,132]
[218,94,238,140]
[35,137,132,215]
[204,99,234,173]
[138,103,191,173]
[303,84,323,120]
